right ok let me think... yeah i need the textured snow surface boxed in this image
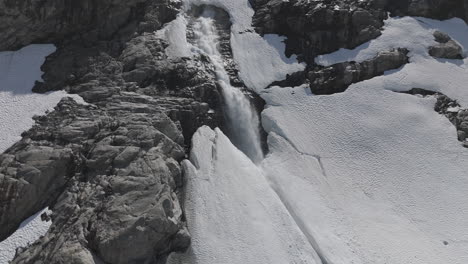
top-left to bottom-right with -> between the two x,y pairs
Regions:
258,16 -> 468,264
0,208 -> 52,264
0,44 -> 85,153
316,16 -> 468,106
0,44 -> 84,263
172,10 -> 468,264
168,127 -> 321,264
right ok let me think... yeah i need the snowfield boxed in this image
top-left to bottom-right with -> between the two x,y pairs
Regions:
0,45 -> 84,263
168,1 -> 468,264
168,127 -> 321,264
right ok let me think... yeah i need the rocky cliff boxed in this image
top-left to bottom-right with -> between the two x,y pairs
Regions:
1,0 -> 468,263
0,0 -> 223,263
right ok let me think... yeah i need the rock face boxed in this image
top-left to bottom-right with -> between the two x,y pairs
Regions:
7,98 -> 191,264
0,0 -> 178,51
0,0 -> 224,263
251,0 -> 387,63
378,0 -> 468,22
429,31 -> 464,59
309,48 -> 409,95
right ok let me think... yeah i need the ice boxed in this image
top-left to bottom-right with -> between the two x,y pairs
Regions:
190,7 -> 264,163
168,127 -> 321,264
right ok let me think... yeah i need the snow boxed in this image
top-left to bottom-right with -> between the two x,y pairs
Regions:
157,0 -> 305,92
0,44 -> 85,153
0,44 -> 84,262
315,16 -> 468,106
156,15 -> 192,59
172,11 -> 468,264
261,84 -> 468,264
0,208 -> 52,264
257,16 -> 468,264
168,127 -> 320,264
191,9 -> 264,163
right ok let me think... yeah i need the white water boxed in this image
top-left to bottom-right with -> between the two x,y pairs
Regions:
191,8 -> 264,163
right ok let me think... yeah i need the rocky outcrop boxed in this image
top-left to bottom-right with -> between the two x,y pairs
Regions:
402,88 -> 468,147
0,1 -> 225,263
7,98 -> 192,264
429,31 -> 464,60
376,0 -> 468,22
251,0 -> 387,63
0,0 -> 179,51
309,48 -> 409,94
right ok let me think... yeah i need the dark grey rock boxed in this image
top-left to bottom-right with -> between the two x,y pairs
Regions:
0,0 -> 180,51
379,0 -> 468,22
429,31 -> 464,59
308,48 -> 409,94
0,1 -> 225,263
252,0 -> 387,63
433,30 -> 451,44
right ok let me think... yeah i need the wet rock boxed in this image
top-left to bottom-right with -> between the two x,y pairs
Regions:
309,48 -> 409,94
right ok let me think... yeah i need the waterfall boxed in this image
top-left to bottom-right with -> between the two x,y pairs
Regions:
191,7 -> 264,164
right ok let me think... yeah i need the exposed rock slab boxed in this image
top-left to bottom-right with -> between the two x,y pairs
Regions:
309,48 -> 409,95
429,31 -> 464,59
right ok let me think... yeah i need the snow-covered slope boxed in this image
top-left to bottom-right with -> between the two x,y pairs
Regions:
0,208 -> 52,264
168,2 -> 468,263
168,127 -> 321,264
0,44 -> 84,263
0,44 -> 84,152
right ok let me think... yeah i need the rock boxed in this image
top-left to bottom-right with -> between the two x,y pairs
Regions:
0,0 -> 181,51
433,30 -> 451,43
0,1 -> 226,263
308,48 -> 409,94
429,39 -> 464,60
401,88 -> 468,144
429,30 -> 464,59
252,0 -> 387,62
379,0 -> 468,22
458,131 -> 467,141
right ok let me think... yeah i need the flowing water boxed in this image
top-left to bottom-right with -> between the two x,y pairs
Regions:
191,8 -> 264,163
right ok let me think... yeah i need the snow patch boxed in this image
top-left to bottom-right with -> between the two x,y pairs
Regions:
0,44 -> 85,262
0,208 -> 52,264
0,44 -> 86,153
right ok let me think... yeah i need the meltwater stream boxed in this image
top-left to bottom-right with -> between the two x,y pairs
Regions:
191,8 -> 264,163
